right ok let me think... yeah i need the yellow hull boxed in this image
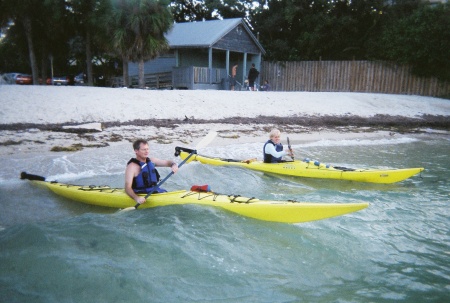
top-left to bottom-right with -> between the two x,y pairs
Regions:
32,180 -> 368,224
178,151 -> 424,184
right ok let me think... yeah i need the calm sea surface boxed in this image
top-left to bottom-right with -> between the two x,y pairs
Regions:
0,135 -> 449,303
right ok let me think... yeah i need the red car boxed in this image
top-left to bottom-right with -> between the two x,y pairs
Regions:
15,74 -> 32,85
15,74 -> 53,85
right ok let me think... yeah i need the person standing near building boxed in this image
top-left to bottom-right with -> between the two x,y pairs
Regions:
247,63 -> 259,91
230,63 -> 238,91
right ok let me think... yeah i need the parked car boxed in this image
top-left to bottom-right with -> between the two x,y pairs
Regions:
2,73 -> 22,84
74,73 -> 86,85
51,75 -> 74,86
74,73 -> 106,86
15,74 -> 33,85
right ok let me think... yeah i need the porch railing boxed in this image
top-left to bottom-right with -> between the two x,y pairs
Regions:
173,66 -> 227,89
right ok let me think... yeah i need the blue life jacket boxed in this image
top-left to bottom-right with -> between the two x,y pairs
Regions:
127,158 -> 165,193
263,140 -> 283,163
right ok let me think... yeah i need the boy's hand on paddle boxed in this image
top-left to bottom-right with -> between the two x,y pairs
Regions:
288,150 -> 295,158
286,137 -> 294,160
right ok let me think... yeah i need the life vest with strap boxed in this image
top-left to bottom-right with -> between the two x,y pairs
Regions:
263,140 -> 283,163
127,157 -> 163,193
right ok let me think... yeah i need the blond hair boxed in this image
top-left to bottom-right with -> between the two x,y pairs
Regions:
269,129 -> 281,139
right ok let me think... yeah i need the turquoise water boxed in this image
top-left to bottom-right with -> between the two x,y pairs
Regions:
0,136 -> 449,302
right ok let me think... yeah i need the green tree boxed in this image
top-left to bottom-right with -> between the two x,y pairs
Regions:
0,0 -> 47,84
170,0 -> 253,22
252,0 -> 386,61
1,0 -> 81,82
68,0 -> 112,86
379,3 -> 450,81
170,0 -> 211,21
205,0 -> 249,19
0,23 -> 30,73
108,0 -> 138,87
252,0 -> 328,60
39,0 -> 73,82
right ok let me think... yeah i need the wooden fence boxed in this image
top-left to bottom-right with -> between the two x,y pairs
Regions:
260,60 -> 450,97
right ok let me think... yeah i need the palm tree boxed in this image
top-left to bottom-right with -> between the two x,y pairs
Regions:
111,0 -> 173,88
108,0 -> 136,87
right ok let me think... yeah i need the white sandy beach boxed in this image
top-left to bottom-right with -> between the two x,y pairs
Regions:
1,86 -> 449,123
0,85 -> 449,156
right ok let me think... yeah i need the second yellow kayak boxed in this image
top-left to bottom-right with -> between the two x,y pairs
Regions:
175,147 -> 424,184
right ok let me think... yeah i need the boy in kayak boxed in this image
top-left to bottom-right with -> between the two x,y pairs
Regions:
263,129 -> 294,163
125,139 -> 178,205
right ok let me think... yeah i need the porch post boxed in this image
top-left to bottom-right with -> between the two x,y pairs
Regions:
226,50 -> 230,76
243,53 -> 248,86
256,53 -> 261,70
208,47 -> 213,84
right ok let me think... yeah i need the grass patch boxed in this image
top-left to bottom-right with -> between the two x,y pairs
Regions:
0,140 -> 22,146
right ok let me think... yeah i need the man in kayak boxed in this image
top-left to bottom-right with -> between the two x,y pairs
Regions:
263,129 -> 294,163
125,139 -> 178,204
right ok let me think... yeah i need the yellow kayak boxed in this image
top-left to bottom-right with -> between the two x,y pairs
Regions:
21,172 -> 368,224
175,147 -> 424,184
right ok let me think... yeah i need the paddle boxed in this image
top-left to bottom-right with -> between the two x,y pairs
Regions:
20,172 -> 46,181
120,131 -> 217,211
287,136 -> 294,160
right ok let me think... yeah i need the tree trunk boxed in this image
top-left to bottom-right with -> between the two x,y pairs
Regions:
22,16 -> 39,85
138,58 -> 145,89
85,31 -> 94,86
41,46 -> 48,85
122,56 -> 129,87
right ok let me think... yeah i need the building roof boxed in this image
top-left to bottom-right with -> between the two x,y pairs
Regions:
166,18 -> 265,54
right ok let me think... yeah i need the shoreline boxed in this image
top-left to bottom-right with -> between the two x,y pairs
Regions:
1,120 -> 448,157
1,86 -> 449,157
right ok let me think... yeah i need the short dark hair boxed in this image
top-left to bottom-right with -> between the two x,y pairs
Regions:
133,139 -> 148,150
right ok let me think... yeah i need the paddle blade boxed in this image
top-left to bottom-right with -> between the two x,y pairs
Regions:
20,172 -> 46,181
195,131 -> 217,149
120,206 -> 137,212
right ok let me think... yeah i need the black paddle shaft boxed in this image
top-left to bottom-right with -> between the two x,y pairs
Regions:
287,137 -> 294,160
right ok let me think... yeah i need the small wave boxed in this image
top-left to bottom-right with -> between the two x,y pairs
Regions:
203,138 -> 419,159
300,137 -> 418,148
48,171 -> 96,181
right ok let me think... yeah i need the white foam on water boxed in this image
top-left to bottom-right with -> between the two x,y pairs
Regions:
299,137 -> 419,148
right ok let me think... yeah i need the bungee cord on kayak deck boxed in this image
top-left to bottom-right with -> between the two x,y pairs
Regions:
44,182 -> 260,204
181,191 -> 258,203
